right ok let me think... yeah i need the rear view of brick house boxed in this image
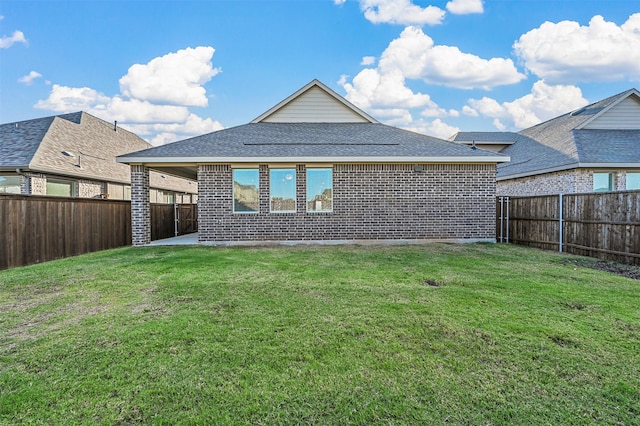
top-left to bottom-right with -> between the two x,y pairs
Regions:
118,80 -> 509,245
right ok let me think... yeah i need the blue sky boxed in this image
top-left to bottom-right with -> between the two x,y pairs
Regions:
1,0 -> 639,145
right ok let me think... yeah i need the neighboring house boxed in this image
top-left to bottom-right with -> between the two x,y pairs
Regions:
0,112 -> 197,202
451,88 -> 640,196
118,79 -> 508,246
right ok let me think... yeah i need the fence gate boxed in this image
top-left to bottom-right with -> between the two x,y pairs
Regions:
175,203 -> 198,236
496,196 -> 510,243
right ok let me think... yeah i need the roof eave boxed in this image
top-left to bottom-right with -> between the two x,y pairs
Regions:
497,161 -> 640,181
118,155 -> 510,164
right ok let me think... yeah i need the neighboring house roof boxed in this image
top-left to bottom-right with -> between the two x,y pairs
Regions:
0,111 -> 196,193
487,88 -> 640,180
119,80 -> 509,179
450,131 -> 520,143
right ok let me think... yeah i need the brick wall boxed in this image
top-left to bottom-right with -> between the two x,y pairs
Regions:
131,165 -> 151,246
198,163 -> 496,242
27,173 -> 47,195
78,179 -> 105,198
497,168 -> 630,196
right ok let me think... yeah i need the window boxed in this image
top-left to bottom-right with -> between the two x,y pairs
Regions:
233,169 -> 259,213
107,183 -> 131,200
627,173 -> 640,190
593,173 -> 612,192
307,168 -> 333,212
0,176 -> 21,194
46,178 -> 75,197
270,168 -> 296,212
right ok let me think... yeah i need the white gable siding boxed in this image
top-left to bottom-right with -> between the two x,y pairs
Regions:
584,96 -> 640,129
260,86 -> 369,123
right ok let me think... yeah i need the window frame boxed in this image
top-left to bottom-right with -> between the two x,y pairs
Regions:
269,168 -> 297,213
0,175 -> 22,194
306,167 -> 333,213
626,172 -> 640,190
46,178 -> 76,197
233,168 -> 260,214
593,172 -> 613,193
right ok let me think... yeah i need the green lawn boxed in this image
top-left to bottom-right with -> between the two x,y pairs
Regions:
0,243 -> 638,425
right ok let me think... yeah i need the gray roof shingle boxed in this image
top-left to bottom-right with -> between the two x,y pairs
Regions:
497,88 -> 640,178
120,122 -> 506,161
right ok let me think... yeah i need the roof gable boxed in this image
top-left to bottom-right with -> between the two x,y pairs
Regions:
251,79 -> 378,124
578,90 -> 640,130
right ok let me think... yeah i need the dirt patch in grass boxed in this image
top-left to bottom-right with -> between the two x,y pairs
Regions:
561,258 -> 640,280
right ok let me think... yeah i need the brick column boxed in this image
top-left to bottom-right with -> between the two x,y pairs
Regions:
131,165 -> 151,246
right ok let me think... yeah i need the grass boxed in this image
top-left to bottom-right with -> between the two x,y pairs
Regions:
0,243 -> 638,425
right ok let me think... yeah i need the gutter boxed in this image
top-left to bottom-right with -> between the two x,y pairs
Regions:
117,155 -> 511,165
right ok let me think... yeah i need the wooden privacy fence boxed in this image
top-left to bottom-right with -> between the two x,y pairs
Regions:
497,190 -> 640,265
1,194 -> 198,270
1,194 -> 132,270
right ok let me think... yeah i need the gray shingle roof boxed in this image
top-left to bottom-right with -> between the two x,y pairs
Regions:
497,89 -> 640,178
120,122 -> 506,161
0,112 -> 196,192
450,131 -> 520,143
0,115 -> 58,168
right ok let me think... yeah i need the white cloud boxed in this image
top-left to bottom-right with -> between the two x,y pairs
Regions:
462,105 -> 479,117
35,46 -> 223,144
340,68 -> 436,110
124,114 -> 223,146
89,97 -> 191,124
467,80 -> 589,129
361,56 -> 376,66
378,26 -> 525,90
403,118 -> 460,139
35,85 -> 112,112
359,0 -> 445,26
514,14 -> 640,83
340,26 -> 524,115
119,46 -> 220,107
446,0 -> 483,15
334,0 -> 346,4
18,71 -> 42,85
370,107 -> 413,126
492,119 -> 506,131
0,30 -> 26,48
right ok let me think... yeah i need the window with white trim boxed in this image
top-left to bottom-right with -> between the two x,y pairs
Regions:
233,169 -> 259,213
270,168 -> 296,212
306,168 -> 333,212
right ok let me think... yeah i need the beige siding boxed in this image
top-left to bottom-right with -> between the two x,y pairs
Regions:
584,96 -> 640,129
261,86 -> 369,123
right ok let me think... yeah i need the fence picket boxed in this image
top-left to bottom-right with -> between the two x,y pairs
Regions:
1,194 -> 198,270
498,190 -> 640,265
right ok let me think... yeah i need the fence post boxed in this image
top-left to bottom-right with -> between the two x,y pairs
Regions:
499,196 -> 504,243
174,203 -> 179,237
558,193 -> 563,253
505,196 -> 510,244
